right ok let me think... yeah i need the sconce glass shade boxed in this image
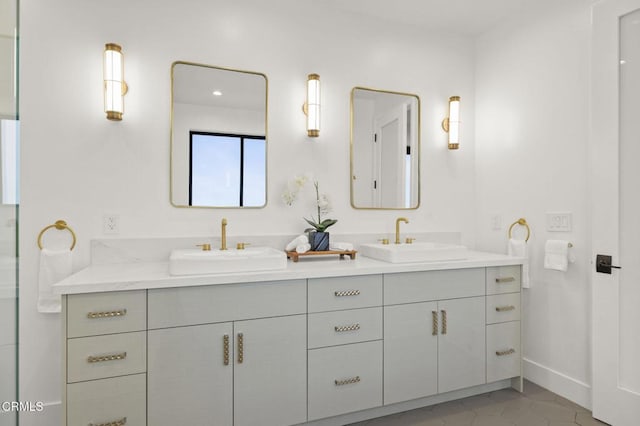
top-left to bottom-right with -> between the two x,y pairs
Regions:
306,74 -> 320,137
103,43 -> 127,121
442,96 -> 460,149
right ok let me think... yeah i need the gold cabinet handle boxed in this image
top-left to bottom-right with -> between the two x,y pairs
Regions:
495,277 -> 515,283
89,417 -> 127,426
334,324 -> 360,333
495,305 -> 516,312
334,290 -> 360,297
237,333 -> 244,364
441,310 -> 447,335
335,376 -> 361,386
432,311 -> 438,336
87,352 -> 127,363
223,334 -> 230,366
87,309 -> 127,319
496,348 -> 516,356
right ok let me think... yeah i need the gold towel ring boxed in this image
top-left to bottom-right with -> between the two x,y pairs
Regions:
37,220 -> 77,250
508,218 -> 530,242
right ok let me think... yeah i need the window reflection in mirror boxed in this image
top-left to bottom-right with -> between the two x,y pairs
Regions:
171,62 -> 267,208
350,87 -> 420,209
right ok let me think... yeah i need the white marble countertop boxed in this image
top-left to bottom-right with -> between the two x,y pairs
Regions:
53,250 -> 524,295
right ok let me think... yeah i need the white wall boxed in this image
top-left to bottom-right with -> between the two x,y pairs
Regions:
475,1 -> 592,407
19,0 -> 477,423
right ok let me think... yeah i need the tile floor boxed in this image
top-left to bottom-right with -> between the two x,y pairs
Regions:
350,381 -> 608,426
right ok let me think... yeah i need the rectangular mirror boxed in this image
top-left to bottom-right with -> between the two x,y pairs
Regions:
350,87 -> 420,209
171,62 -> 268,208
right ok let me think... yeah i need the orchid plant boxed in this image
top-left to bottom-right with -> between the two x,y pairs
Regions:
283,175 -> 338,233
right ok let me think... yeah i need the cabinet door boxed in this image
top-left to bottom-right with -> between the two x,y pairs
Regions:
148,323 -> 233,426
438,296 -> 486,393
384,301 -> 438,405
234,314 -> 307,426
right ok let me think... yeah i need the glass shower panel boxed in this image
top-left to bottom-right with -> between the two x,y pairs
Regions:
0,0 -> 18,425
619,8 -> 640,394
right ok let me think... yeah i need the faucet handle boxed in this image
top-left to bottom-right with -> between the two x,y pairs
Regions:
236,242 -> 251,250
405,238 -> 416,244
196,244 -> 212,251
378,238 -> 390,245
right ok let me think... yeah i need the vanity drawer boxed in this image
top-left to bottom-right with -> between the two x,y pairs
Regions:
308,307 -> 382,349
486,293 -> 521,324
308,340 -> 383,421
67,290 -> 146,338
148,279 -> 306,329
384,268 -> 485,305
67,331 -> 146,383
486,266 -> 521,295
67,373 -> 146,426
308,275 -> 382,313
486,321 -> 521,382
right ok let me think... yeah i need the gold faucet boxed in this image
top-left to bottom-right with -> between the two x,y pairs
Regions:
395,217 -> 409,244
220,218 -> 228,250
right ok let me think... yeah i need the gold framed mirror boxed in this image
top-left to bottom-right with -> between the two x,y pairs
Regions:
350,87 -> 420,210
170,61 -> 268,208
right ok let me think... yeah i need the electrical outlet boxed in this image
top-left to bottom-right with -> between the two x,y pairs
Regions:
103,214 -> 120,235
491,214 -> 502,230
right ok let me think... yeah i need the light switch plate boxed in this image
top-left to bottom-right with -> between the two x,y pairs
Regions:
546,212 -> 572,232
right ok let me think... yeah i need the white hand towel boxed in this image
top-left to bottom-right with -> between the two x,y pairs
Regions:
295,243 -> 311,254
544,240 -> 569,272
38,248 -> 72,313
330,242 -> 354,251
286,235 -> 309,251
508,238 -> 530,288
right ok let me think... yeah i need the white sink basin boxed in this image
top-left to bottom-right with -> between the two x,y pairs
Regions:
359,242 -> 468,263
169,246 -> 287,276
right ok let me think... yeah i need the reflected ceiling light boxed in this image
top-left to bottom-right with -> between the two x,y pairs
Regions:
303,73 -> 320,137
103,43 -> 128,121
442,96 -> 460,150
212,90 -> 222,96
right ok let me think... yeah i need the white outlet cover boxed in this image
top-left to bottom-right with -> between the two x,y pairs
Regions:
103,214 -> 120,235
546,212 -> 572,232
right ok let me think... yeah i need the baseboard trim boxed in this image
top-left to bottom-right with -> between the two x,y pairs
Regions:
523,357 -> 591,410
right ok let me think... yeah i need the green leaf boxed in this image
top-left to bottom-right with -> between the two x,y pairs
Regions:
304,217 -> 320,231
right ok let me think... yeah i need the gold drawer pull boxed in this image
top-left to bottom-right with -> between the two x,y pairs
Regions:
441,310 -> 447,335
496,348 -> 516,356
223,334 -> 230,366
87,309 -> 127,319
432,311 -> 438,336
335,376 -> 361,386
334,324 -> 360,333
334,290 -> 360,297
87,352 -> 127,363
237,333 -> 244,364
495,305 -> 516,312
495,277 -> 515,283
89,417 -> 127,426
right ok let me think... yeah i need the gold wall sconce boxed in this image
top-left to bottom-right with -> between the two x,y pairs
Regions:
303,73 -> 320,137
442,95 -> 460,149
103,43 -> 128,121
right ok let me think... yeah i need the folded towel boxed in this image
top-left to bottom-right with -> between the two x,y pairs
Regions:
295,243 -> 311,254
544,240 -> 569,272
508,238 -> 530,288
330,242 -> 354,251
286,235 -> 309,251
38,248 -> 72,313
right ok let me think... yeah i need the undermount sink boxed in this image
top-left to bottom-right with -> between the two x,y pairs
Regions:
359,242 -> 468,263
169,246 -> 287,276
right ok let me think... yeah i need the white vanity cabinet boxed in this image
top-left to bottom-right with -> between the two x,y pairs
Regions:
383,269 -> 487,405
147,280 -> 307,426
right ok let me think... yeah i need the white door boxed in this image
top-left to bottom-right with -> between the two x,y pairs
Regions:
374,104 -> 408,207
147,323 -> 234,426
233,315 -> 307,426
384,302 -> 438,405
591,1 -> 640,425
